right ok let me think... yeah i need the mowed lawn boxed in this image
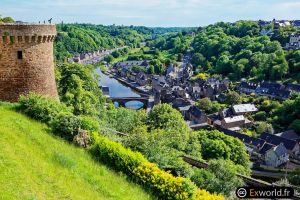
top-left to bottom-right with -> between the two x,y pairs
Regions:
0,105 -> 154,200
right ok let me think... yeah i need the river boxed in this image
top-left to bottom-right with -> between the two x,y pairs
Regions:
94,68 -> 144,109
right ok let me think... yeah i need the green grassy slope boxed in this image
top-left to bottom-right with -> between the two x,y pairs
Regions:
0,105 -> 153,200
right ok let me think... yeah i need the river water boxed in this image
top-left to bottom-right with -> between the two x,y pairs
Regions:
94,68 -> 144,109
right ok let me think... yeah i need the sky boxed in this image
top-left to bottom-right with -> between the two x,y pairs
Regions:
1,0 -> 300,27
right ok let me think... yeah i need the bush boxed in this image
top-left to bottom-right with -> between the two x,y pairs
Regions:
18,93 -> 93,141
191,160 -> 246,197
50,112 -> 81,140
79,115 -> 100,132
73,129 -> 92,148
18,93 -> 72,124
254,111 -> 267,121
91,134 -> 223,200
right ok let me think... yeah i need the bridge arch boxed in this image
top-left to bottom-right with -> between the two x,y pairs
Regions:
111,96 -> 149,109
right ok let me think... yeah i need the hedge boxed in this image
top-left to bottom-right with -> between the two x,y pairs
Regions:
91,134 -> 224,200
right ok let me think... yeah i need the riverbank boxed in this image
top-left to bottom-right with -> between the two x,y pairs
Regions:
103,69 -> 152,97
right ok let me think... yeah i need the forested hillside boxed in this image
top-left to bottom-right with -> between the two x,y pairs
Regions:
54,24 -> 195,61
190,21 -> 300,82
55,24 -> 145,60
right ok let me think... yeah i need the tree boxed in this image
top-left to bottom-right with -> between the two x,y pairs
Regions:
0,15 -> 14,23
288,169 -> 300,186
202,139 -> 231,160
196,98 -> 221,114
104,55 -> 114,64
289,119 -> 300,134
105,107 -> 147,134
215,55 -> 233,75
191,159 -> 247,197
56,63 -> 105,117
196,130 -> 250,167
147,65 -> 155,74
254,111 -> 267,121
177,53 -> 183,62
256,122 -> 274,135
147,104 -> 189,133
191,53 -> 206,69
225,91 -> 242,105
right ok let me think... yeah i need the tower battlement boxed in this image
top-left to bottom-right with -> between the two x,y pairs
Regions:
0,24 -> 58,102
0,24 -> 56,44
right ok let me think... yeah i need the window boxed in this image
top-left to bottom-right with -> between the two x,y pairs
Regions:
17,51 -> 23,59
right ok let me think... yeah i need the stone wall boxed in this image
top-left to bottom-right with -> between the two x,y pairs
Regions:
0,24 -> 58,102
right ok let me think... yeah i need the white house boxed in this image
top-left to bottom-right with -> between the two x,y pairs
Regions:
261,143 -> 289,167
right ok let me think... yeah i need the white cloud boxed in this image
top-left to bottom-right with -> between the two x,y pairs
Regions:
1,0 -> 300,26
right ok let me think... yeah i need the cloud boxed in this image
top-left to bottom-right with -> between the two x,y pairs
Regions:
1,0 -> 300,26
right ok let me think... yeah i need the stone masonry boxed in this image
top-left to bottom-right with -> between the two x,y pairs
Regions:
0,24 -> 58,101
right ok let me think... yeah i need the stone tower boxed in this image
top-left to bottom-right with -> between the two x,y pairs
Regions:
0,23 -> 58,102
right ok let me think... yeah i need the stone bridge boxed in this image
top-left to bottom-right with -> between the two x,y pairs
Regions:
110,96 -> 154,111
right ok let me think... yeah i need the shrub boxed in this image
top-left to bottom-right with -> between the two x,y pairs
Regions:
91,134 -> 223,200
91,134 -> 146,175
79,115 -> 100,132
194,189 -> 224,200
191,160 -> 246,197
50,112 -> 81,140
18,93 -> 71,124
73,129 -> 92,148
133,162 -> 196,199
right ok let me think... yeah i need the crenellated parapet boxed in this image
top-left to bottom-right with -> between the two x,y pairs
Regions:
0,24 -> 56,44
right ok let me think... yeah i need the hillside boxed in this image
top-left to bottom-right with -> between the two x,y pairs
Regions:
0,104 -> 153,200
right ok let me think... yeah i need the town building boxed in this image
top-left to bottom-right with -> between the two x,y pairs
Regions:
135,72 -> 150,86
260,132 -> 300,156
285,32 -> 300,49
114,60 -> 149,69
259,143 -> 289,167
286,83 -> 300,93
232,104 -> 258,115
239,81 -> 259,94
220,115 -> 250,130
186,106 -> 208,125
275,130 -> 300,142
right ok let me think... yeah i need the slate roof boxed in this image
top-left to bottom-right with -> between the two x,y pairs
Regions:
291,32 -> 300,37
188,106 -> 205,118
219,128 -> 266,147
275,130 -> 300,141
256,88 -> 291,99
260,82 -> 283,90
287,83 -> 300,92
260,132 -> 298,151
239,81 -> 258,90
259,143 -> 274,155
273,143 -> 288,157
178,105 -> 191,112
220,108 -> 234,118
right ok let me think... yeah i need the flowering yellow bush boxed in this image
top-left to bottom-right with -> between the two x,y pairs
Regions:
194,189 -> 225,200
132,162 -> 195,199
91,134 -> 224,200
